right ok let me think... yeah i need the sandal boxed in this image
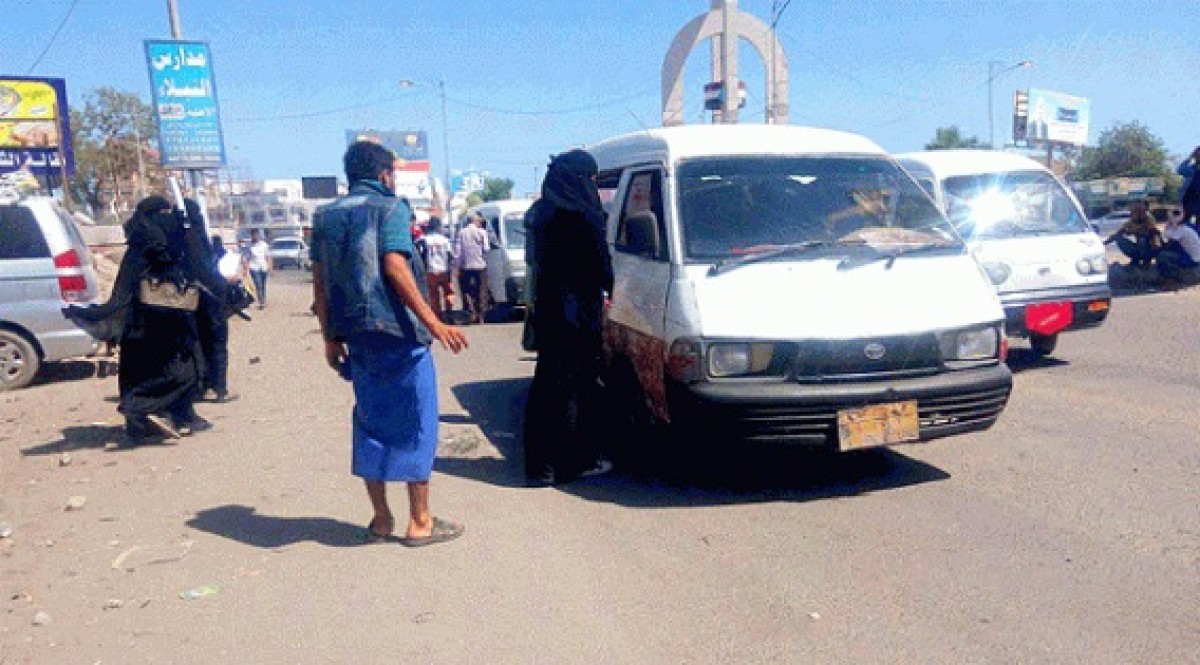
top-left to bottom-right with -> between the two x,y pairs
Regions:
365,518 -> 395,544
398,517 -> 464,548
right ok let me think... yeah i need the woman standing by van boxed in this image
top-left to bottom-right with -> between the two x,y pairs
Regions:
522,150 -> 614,486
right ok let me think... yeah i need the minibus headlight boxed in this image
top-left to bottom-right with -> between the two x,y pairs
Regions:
667,338 -> 704,384
707,343 -> 776,378
939,326 -> 1000,362
982,261 -> 1011,286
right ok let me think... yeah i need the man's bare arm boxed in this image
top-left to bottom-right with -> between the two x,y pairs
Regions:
382,252 -> 468,354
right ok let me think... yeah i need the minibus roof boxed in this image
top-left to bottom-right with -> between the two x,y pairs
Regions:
588,125 -> 886,169
896,149 -> 1051,179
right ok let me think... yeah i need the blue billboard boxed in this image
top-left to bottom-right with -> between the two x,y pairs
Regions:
145,40 -> 226,168
345,130 -> 429,163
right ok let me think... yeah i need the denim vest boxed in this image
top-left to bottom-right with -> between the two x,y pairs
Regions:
312,182 -> 431,345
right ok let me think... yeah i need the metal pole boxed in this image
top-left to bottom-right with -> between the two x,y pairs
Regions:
987,61 -> 996,149
439,79 -> 450,214
165,0 -> 210,237
133,122 -> 147,198
721,0 -> 739,124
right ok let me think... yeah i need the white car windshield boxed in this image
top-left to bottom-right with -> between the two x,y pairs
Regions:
272,240 -> 300,249
942,171 -> 1090,240
677,156 -> 960,261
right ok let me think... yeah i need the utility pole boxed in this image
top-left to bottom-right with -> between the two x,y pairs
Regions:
165,0 -> 210,236
438,78 -> 450,215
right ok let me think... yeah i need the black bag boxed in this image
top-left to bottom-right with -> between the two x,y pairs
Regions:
223,281 -> 255,318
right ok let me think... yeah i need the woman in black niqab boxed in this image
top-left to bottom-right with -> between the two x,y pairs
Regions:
65,196 -> 211,444
522,149 -> 614,485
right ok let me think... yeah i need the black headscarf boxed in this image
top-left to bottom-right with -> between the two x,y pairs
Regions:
540,149 -> 604,229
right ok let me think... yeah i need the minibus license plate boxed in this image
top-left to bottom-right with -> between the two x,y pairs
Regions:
837,401 -> 919,451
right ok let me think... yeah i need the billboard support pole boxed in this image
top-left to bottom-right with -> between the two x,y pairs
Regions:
165,0 -> 210,238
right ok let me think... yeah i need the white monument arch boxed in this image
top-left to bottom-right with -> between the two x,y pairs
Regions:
661,0 -> 790,126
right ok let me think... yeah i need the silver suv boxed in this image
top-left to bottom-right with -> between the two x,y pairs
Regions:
0,185 -> 102,390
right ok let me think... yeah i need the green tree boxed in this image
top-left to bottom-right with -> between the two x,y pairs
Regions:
69,87 -> 162,221
479,177 -> 514,202
1071,121 -> 1174,182
925,125 -> 983,150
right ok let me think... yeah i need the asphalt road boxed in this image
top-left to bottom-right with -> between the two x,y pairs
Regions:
1,269 -> 1197,664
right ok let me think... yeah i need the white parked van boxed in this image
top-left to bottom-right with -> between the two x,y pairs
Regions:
591,125 -> 1012,452
897,150 -> 1111,356
463,199 -> 532,309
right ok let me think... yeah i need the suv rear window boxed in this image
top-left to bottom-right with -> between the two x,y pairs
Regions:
0,205 -> 51,259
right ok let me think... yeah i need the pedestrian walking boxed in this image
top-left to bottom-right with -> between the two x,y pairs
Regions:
312,140 -> 468,546
198,229 -> 238,403
422,217 -> 455,322
246,229 -> 271,309
454,212 -> 489,324
522,149 -> 614,486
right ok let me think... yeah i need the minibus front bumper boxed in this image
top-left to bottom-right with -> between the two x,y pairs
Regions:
666,363 -> 1012,449
999,283 -> 1111,338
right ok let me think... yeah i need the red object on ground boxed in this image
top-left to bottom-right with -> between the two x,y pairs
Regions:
1025,301 -> 1073,336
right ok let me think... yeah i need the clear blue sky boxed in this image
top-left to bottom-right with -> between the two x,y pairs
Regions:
4,0 -> 1198,196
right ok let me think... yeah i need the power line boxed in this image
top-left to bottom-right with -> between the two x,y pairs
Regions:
25,0 -> 80,74
224,85 -> 660,124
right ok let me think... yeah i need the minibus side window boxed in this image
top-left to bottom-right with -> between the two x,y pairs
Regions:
614,170 -> 667,261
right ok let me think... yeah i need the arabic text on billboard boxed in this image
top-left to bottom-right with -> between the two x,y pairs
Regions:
0,76 -> 74,175
1027,88 -> 1091,147
146,40 -> 226,169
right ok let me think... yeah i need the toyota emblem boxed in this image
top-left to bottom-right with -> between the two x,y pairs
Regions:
864,342 -> 886,360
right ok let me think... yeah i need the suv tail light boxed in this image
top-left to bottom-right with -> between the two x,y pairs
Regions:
52,249 -> 90,302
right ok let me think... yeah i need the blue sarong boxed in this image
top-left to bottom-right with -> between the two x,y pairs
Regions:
346,333 -> 438,482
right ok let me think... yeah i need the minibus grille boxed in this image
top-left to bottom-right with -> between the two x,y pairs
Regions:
789,335 -> 942,381
705,385 -> 1011,446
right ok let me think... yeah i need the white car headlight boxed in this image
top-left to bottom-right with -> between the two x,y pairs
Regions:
981,261 -> 1011,286
939,327 -> 999,362
707,343 -> 776,378
1076,254 -> 1107,276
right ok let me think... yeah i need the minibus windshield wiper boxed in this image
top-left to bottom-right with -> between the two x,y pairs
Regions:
708,240 -> 867,276
836,241 -> 960,270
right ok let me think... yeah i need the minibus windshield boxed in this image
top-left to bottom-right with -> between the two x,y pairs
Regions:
677,156 -> 959,262
941,170 -> 1090,240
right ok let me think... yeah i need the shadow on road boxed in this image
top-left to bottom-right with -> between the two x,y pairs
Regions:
186,504 -> 371,548
442,377 -> 951,505
1005,349 -> 1070,373
29,359 -> 118,387
20,424 -> 119,456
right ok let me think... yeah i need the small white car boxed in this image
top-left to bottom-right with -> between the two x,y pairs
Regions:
898,150 -> 1111,356
268,236 -> 309,270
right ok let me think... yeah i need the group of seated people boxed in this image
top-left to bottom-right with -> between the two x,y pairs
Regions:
1104,201 -> 1200,282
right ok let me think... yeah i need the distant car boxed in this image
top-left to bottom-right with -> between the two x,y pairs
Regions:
268,236 -> 309,269
0,185 -> 102,390
1091,209 -> 1130,237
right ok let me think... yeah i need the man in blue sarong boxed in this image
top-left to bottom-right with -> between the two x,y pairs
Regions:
312,140 -> 469,546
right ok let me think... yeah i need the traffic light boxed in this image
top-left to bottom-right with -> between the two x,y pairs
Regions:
1013,90 -> 1029,142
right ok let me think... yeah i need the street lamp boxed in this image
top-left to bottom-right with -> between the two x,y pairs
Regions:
988,59 -> 1032,149
399,78 -> 450,215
